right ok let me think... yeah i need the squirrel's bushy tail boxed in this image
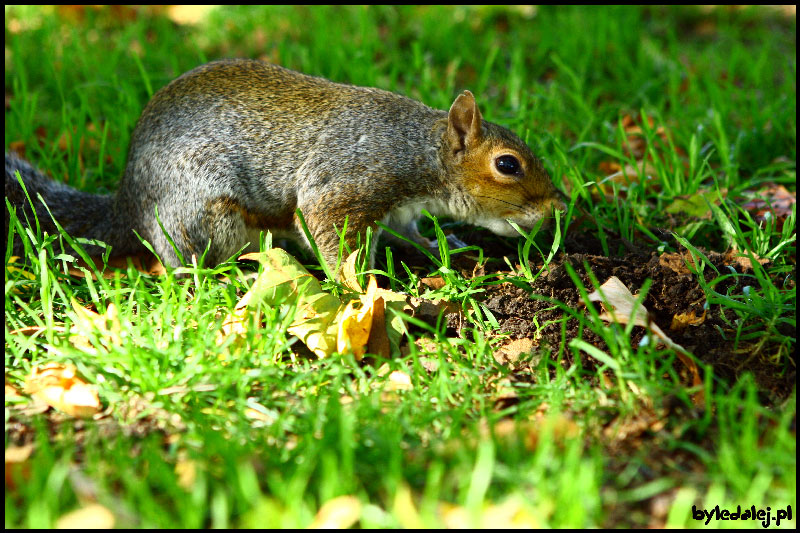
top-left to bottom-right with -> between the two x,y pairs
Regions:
5,152 -> 143,257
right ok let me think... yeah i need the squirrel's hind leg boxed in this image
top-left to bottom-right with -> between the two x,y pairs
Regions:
145,197 -> 249,270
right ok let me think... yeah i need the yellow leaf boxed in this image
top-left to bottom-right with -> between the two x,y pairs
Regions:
338,250 -> 363,292
289,291 -> 342,358
5,444 -> 33,464
670,308 -> 707,332
308,495 -> 361,529
175,458 -> 198,490
23,363 -> 101,418
225,250 -> 418,359
337,275 -> 378,359
55,504 -> 115,529
223,249 -> 342,358
392,484 -> 423,529
6,256 -> 36,294
385,370 -> 413,392
68,300 -> 123,353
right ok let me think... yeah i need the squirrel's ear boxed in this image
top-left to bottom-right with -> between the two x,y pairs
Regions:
447,90 -> 483,154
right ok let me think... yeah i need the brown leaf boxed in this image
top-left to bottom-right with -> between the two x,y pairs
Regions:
584,277 -> 704,406
603,407 -> 668,442
494,338 -> 535,365
658,251 -> 696,276
740,183 -> 796,228
491,409 -> 580,452
723,249 -> 770,272
8,140 -> 27,158
408,297 -> 462,326
367,295 -> 391,358
419,275 -> 446,290
618,113 -> 672,161
600,161 -> 659,186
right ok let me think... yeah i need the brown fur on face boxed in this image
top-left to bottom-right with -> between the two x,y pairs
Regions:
443,91 -> 564,234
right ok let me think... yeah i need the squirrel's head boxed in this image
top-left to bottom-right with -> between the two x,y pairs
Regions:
441,90 -> 565,237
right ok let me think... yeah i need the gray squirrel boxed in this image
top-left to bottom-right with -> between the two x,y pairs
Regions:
5,59 -> 564,270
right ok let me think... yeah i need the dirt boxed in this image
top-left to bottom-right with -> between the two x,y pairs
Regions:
398,228 -> 796,404
394,228 -> 795,527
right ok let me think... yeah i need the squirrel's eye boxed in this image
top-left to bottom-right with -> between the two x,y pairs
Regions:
495,155 -> 521,176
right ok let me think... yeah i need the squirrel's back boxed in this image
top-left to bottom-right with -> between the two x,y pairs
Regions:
128,59 -> 445,186
117,59 -> 450,266
7,59 -> 563,269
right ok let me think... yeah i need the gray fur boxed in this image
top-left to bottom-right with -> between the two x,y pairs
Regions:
6,59 -> 562,269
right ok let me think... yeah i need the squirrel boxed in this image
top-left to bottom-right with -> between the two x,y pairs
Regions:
6,59 -> 564,272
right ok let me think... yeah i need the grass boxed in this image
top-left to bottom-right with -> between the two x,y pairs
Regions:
5,5 -> 796,528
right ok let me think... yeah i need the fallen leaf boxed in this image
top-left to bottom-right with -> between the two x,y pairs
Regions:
494,338 -> 535,365
23,363 -> 101,418
224,249 -> 342,357
599,161 -> 659,187
366,294 -> 390,358
338,250 -> 364,292
439,489 -> 545,527
723,249 -> 770,272
226,249 -> 450,359
658,252 -> 693,276
670,309 -> 707,333
419,275 -> 446,291
740,183 -> 796,229
392,484 -> 424,529
8,140 -> 28,158
5,444 -> 33,464
5,377 -> 23,399
9,325 -> 67,336
385,370 -> 413,392
338,275 -> 379,359
603,407 -> 669,442
66,252 -> 166,279
244,400 -> 277,425
407,297 -> 462,326
620,113 -> 670,160
166,5 -> 217,25
68,300 -> 123,354
175,458 -> 198,490
480,496 -> 541,528
664,188 -> 725,218
6,255 -> 37,293
55,503 -> 115,529
307,495 -> 361,529
583,276 -> 704,406
5,444 -> 33,490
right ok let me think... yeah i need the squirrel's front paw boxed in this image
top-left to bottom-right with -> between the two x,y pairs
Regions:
428,233 -> 469,251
